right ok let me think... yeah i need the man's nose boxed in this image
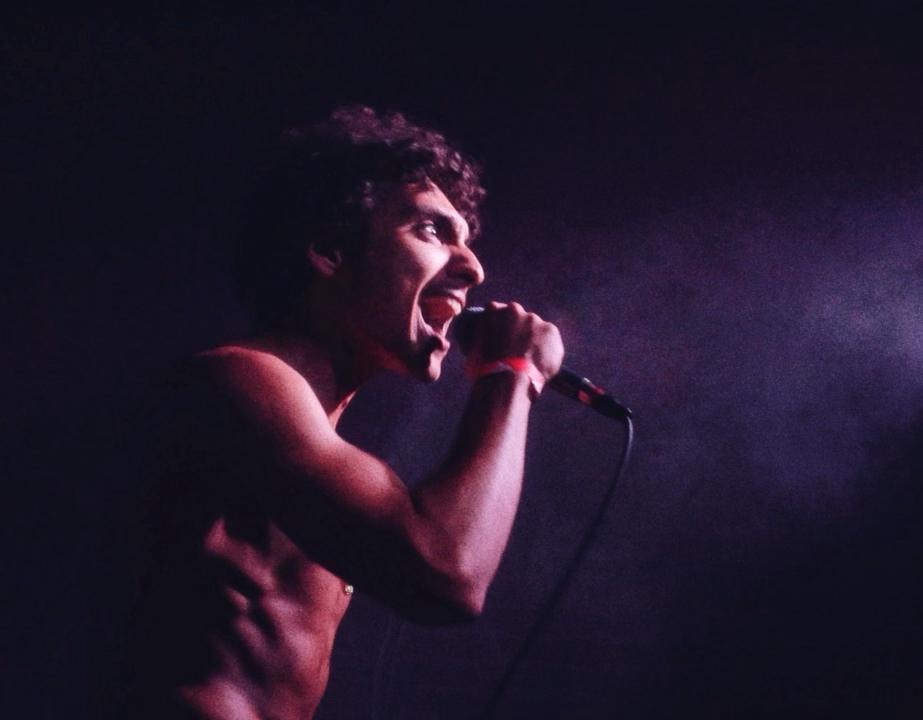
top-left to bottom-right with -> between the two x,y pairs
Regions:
449,244 -> 485,287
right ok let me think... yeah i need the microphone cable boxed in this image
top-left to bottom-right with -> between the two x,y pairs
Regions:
477,412 -> 635,719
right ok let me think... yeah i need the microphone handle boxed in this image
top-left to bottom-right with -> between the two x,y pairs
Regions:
548,368 -> 632,420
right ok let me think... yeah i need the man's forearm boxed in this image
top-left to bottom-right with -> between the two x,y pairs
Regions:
410,371 -> 534,611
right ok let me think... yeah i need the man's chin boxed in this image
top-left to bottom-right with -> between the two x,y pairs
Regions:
423,362 -> 442,382
384,334 -> 447,382
407,345 -> 445,383
409,353 -> 443,383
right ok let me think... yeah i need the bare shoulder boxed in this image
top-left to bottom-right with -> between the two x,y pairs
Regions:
187,344 -> 332,440
192,344 -> 315,400
185,345 -> 411,533
195,343 -> 306,388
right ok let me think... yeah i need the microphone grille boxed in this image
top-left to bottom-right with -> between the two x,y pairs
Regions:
452,306 -> 485,353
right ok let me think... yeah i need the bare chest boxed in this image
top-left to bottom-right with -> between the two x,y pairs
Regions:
202,512 -> 353,626
181,515 -> 354,717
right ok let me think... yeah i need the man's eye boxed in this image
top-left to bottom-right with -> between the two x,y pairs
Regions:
419,222 -> 440,240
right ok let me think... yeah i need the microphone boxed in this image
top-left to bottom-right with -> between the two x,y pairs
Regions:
453,307 -> 633,420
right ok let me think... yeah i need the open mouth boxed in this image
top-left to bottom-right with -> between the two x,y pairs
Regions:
419,295 -> 463,339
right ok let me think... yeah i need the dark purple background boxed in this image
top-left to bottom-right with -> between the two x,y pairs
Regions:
4,4 -> 921,718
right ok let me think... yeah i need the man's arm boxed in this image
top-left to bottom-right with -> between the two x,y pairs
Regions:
195,304 -> 562,623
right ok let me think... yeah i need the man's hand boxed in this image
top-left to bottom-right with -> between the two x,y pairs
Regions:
462,301 -> 565,383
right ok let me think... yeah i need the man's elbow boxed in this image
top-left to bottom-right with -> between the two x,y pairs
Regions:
405,526 -> 495,622
440,548 -> 496,619
411,560 -> 491,625
406,583 -> 486,626
451,581 -> 487,620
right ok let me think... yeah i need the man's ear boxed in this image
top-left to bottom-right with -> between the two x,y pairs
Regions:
306,242 -> 344,278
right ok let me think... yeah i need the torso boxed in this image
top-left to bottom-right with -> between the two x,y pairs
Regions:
127,354 -> 352,720
175,512 -> 352,720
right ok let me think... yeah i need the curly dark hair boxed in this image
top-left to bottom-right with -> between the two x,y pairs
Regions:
233,106 -> 486,328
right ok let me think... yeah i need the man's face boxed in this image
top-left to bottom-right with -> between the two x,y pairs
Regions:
340,180 -> 484,381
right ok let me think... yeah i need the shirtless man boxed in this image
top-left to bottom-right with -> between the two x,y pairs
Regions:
126,107 -> 563,720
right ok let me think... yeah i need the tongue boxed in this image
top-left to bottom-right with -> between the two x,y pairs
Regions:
420,297 -> 456,328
